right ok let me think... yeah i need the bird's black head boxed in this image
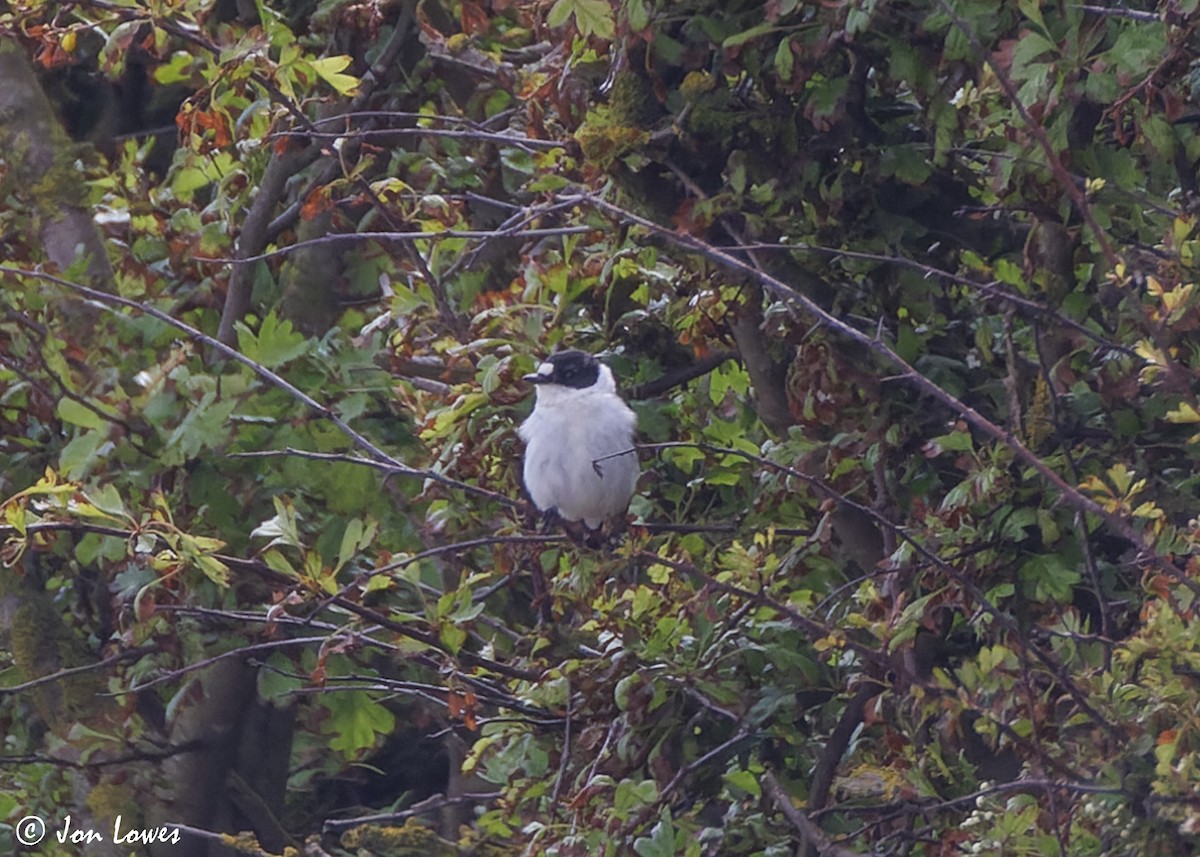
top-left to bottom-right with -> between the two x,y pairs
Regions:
524,350 -> 601,389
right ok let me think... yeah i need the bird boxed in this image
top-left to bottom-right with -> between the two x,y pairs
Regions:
518,350 -> 639,529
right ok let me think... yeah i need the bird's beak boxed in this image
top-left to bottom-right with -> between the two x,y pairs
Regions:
523,362 -> 554,384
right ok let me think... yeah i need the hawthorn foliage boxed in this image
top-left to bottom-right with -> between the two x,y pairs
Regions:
3,0 -> 1200,855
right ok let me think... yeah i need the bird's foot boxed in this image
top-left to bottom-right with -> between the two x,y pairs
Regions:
538,507 -> 563,533
527,507 -> 628,550
533,508 -> 592,545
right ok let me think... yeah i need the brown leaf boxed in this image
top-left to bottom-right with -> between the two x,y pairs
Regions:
460,1 -> 489,36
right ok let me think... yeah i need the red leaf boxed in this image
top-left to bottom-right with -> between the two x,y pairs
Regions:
460,1 -> 489,36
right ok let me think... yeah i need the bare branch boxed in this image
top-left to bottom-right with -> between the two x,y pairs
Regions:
736,240 -> 1134,357
270,126 -> 562,150
626,350 -> 738,399
635,440 -> 1124,740
216,10 -> 415,343
763,770 -> 866,857
810,777 -> 1124,820
230,446 -> 517,508
118,637 -> 333,693
0,645 -> 156,697
565,194 -> 1195,600
807,681 -> 884,812
0,268 -> 517,511
938,0 -> 1195,399
322,792 -> 502,833
200,225 -> 595,267
1074,4 -> 1161,22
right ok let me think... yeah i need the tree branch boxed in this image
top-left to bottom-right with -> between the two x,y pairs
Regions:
762,770 -> 866,857
568,194 -> 1196,599
626,350 -> 737,399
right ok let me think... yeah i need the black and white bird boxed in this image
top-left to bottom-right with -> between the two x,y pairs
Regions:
518,350 -> 639,529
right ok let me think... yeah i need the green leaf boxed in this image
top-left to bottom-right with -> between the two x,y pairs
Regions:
774,38 -> 794,80
888,589 -> 944,652
709,362 -> 751,404
548,0 -> 615,39
927,429 -> 973,454
707,469 -> 742,486
722,22 -> 777,48
57,397 -> 108,431
625,0 -> 650,30
252,497 -> 304,549
880,145 -> 932,185
1166,401 -> 1200,424
337,517 -> 365,573
236,312 -> 309,368
633,810 -> 675,857
154,51 -> 195,85
195,554 -> 231,587
59,430 -> 105,479
1019,554 -> 1080,602
258,654 -> 306,700
171,166 -> 211,198
321,691 -> 396,757
439,622 -> 467,654
262,549 -> 298,577
615,672 -> 640,711
722,768 -> 762,798
547,0 -> 572,27
896,324 -> 920,363
614,778 -> 658,812
528,174 -> 570,192
308,55 -> 360,95
579,1 -> 616,39
75,532 -> 117,565
1104,23 -> 1167,75
178,407 -> 239,464
1017,0 -> 1049,35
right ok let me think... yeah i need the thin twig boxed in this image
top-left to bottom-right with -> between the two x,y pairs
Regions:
270,127 -> 562,150
737,240 -> 1134,357
0,741 -> 203,769
322,792 -> 503,832
0,267 -> 405,468
229,447 -> 517,507
1074,4 -> 1160,21
620,730 -> 756,839
810,777 -> 1124,820
564,194 -> 1195,599
117,637 -> 333,693
626,350 -> 739,399
0,645 -> 155,697
632,440 -> 1125,739
199,226 -> 595,267
763,770 -> 865,857
550,676 -> 573,809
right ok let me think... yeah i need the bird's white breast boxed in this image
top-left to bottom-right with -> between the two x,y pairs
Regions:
519,384 -> 638,528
